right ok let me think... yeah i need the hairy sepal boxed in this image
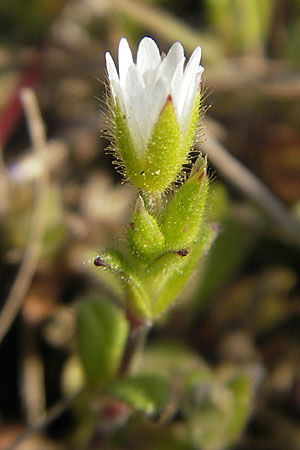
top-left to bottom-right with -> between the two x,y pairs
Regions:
128,195 -> 165,261
161,156 -> 209,250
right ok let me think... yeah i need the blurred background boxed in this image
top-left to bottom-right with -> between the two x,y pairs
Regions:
0,0 -> 300,449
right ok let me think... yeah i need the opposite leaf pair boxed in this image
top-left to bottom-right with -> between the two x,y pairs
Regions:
94,157 -> 215,321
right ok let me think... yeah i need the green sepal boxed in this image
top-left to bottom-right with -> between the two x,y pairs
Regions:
128,195 -> 164,261
141,97 -> 181,192
161,156 -> 209,250
112,101 -> 144,183
94,249 -> 152,320
144,225 -> 217,317
105,373 -> 171,416
77,297 -> 128,388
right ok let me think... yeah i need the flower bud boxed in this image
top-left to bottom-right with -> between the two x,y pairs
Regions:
105,36 -> 204,193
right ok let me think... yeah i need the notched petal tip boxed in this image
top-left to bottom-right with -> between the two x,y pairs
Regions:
105,51 -> 119,79
137,36 -> 161,70
168,41 -> 185,60
118,37 -> 133,87
190,45 -> 202,62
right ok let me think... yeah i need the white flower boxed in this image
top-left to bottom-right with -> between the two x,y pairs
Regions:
105,36 -> 203,158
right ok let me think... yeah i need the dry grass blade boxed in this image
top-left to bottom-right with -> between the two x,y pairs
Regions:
113,0 -> 222,60
6,390 -> 81,450
0,88 -> 49,345
201,125 -> 300,248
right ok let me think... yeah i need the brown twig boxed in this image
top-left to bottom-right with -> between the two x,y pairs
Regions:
6,390 -> 81,450
0,89 -> 49,345
119,324 -> 149,376
21,324 -> 46,425
201,124 -> 300,248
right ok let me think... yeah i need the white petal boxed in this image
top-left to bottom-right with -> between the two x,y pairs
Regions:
178,46 -> 202,129
105,52 -> 119,99
149,75 -> 169,133
137,37 -> 162,92
118,38 -> 133,89
123,63 -> 149,155
170,56 -> 185,117
137,37 -> 161,74
105,51 -> 127,113
158,41 -> 185,83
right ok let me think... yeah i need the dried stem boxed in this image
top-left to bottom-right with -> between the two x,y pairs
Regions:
0,89 -> 49,345
201,125 -> 300,249
119,323 -> 149,375
7,390 -> 81,450
0,144 -> 10,215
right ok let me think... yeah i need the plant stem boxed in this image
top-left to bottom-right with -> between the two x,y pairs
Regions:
119,322 -> 150,375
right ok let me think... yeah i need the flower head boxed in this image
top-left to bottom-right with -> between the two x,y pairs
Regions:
105,37 -> 204,192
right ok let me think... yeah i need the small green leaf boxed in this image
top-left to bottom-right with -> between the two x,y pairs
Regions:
161,157 -> 209,250
143,250 -> 187,301
225,373 -> 254,444
94,249 -> 152,320
140,225 -> 216,317
105,373 -> 171,416
77,297 -> 128,388
128,195 -> 164,261
143,341 -> 204,377
151,226 -> 217,317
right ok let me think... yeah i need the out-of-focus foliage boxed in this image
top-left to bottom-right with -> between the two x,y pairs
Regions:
105,373 -> 171,416
77,297 -> 128,388
0,0 -> 67,43
205,0 -> 273,55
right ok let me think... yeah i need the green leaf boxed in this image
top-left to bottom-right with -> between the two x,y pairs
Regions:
77,297 -> 128,388
225,373 -> 254,444
94,249 -> 152,320
143,341 -> 204,377
145,225 -> 217,317
105,373 -> 171,416
184,368 -> 255,450
143,250 -> 188,302
128,195 -> 164,261
161,157 -> 209,250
